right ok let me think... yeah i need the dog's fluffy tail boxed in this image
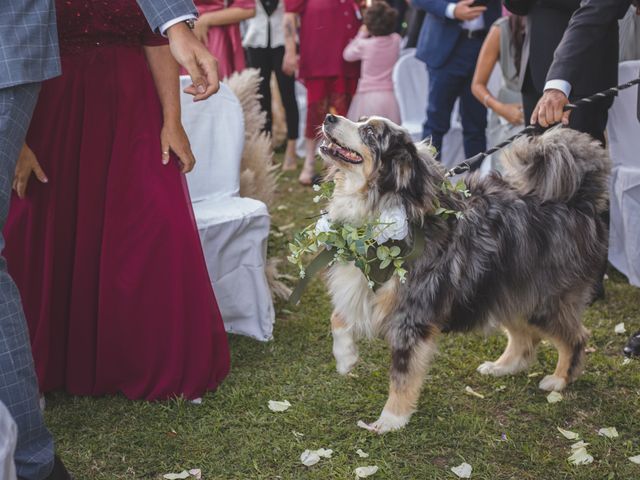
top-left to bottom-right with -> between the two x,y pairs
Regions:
502,127 -> 611,213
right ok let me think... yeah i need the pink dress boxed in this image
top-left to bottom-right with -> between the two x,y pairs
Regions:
195,0 -> 255,79
3,0 -> 230,401
343,31 -> 401,123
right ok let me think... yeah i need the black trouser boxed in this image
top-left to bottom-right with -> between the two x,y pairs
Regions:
246,46 -> 299,140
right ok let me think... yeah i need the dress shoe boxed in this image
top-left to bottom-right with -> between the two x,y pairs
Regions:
19,455 -> 72,480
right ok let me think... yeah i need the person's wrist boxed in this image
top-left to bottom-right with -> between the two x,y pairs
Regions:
166,21 -> 193,41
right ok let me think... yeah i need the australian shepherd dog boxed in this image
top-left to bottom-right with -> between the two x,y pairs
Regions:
319,114 -> 610,433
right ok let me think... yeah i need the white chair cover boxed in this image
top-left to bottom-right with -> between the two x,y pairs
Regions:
0,401 -> 17,480
392,49 -> 464,167
606,60 -> 640,286
295,81 -> 308,158
180,77 -> 275,340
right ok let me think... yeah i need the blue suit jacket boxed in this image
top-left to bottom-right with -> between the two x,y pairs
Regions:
0,0 -> 197,90
413,0 -> 502,69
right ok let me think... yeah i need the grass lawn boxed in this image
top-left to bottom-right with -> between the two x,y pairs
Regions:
46,156 -> 640,479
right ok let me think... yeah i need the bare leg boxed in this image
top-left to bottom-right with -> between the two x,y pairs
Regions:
369,337 -> 437,434
282,139 -> 298,171
477,325 -> 540,377
298,138 -> 317,185
331,311 -> 358,375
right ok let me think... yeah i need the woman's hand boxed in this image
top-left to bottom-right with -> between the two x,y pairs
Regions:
161,122 -> 196,173
193,18 -> 209,45
13,144 -> 48,199
282,50 -> 298,77
497,103 -> 525,126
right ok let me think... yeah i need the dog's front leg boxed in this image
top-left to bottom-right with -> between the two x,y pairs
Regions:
331,311 -> 359,375
369,334 -> 437,434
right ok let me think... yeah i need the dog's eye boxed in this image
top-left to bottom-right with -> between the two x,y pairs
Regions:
364,126 -> 375,136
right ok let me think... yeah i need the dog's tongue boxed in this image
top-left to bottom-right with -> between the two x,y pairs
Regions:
329,142 -> 361,162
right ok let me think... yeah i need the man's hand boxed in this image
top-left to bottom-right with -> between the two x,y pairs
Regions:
531,89 -> 571,127
13,144 -> 48,199
454,0 -> 487,21
166,22 -> 220,102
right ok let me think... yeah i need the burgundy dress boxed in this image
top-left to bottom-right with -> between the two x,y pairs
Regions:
284,0 -> 361,138
195,0 -> 256,79
3,0 -> 230,401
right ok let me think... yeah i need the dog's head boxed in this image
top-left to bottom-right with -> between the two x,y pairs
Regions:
319,115 -> 445,219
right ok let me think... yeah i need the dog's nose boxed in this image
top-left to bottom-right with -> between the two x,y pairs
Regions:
325,114 -> 338,124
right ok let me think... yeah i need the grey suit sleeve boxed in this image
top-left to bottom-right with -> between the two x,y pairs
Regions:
546,0 -> 630,87
137,0 -> 198,33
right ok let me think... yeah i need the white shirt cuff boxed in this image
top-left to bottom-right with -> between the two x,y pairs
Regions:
445,3 -> 457,19
544,79 -> 572,99
160,14 -> 197,36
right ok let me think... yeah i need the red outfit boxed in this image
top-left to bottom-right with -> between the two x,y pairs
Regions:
284,0 -> 361,137
195,0 -> 255,79
4,0 -> 230,401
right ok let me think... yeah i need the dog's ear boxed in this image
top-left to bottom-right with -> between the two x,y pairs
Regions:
378,131 -> 427,203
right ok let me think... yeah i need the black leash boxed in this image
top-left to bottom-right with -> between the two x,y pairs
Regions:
445,77 -> 640,177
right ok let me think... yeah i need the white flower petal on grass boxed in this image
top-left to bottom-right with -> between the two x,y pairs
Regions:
356,449 -> 370,458
268,400 -> 291,412
571,441 -> 590,450
465,386 -> 485,399
568,447 -> 594,465
300,450 -> 321,467
629,455 -> 640,464
357,420 -> 377,432
622,357 -> 632,366
300,448 -> 333,467
188,469 -> 202,479
615,322 -> 626,334
292,431 -> 305,438
163,472 -> 190,480
354,465 -> 379,478
557,426 -> 580,440
451,462 -> 472,478
527,372 -> 542,378
495,385 -> 506,392
546,391 -> 563,404
598,427 -> 619,438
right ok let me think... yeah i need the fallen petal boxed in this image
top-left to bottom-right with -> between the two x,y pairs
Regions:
614,322 -> 626,334
300,450 -> 321,467
464,386 -> 485,399
622,357 -> 632,366
356,449 -> 370,458
355,465 -> 379,478
597,427 -> 619,438
451,462 -> 472,478
571,441 -> 590,450
163,472 -> 190,480
188,469 -> 202,479
557,426 -> 580,440
568,447 -> 594,465
315,448 -> 333,459
629,455 -> 640,464
292,431 -> 305,438
268,400 -> 292,412
547,391 -> 563,404
527,372 -> 542,378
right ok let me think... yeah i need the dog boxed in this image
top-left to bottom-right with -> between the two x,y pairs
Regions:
318,114 -> 610,434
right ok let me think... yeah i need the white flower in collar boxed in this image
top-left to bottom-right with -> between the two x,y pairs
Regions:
314,215 -> 332,235
374,204 -> 409,244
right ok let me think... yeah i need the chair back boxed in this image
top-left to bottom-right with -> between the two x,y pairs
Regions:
392,48 -> 428,132
607,60 -> 640,168
180,77 -> 245,202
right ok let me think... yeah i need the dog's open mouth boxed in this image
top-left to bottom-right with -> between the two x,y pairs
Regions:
320,135 -> 364,164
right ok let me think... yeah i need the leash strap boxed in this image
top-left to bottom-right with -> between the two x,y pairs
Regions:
445,77 -> 640,177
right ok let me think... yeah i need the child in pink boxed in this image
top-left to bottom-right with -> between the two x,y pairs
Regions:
343,1 -> 401,123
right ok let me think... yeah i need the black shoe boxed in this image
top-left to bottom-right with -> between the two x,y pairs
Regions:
623,330 -> 640,357
20,455 -> 72,480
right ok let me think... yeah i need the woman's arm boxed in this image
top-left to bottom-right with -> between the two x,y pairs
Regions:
144,45 -> 196,173
282,12 -> 299,76
194,7 -> 256,43
471,25 -> 524,126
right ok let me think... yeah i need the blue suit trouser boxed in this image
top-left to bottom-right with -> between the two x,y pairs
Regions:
422,35 -> 487,163
0,83 -> 55,480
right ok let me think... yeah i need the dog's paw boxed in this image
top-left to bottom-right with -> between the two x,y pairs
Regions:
538,374 -> 567,392
367,409 -> 411,435
477,361 -> 509,377
335,352 -> 359,375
